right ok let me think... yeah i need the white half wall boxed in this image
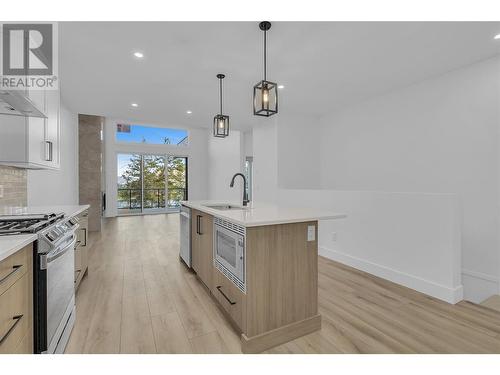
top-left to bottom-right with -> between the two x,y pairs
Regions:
27,102 -> 79,206
277,189 -> 463,303
251,119 -> 464,302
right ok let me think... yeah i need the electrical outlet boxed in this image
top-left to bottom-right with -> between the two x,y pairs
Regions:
307,225 -> 316,241
331,232 -> 337,242
0,185 -> 3,198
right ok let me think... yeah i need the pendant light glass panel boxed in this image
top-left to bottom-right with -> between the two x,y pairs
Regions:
213,114 -> 229,138
253,80 -> 277,116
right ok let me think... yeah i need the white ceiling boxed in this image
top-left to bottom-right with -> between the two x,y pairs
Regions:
59,22 -> 500,130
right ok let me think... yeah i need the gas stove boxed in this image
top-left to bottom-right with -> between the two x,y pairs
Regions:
0,212 -> 65,236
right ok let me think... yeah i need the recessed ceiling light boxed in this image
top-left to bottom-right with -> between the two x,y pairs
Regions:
494,34 -> 500,40
278,85 -> 285,89
133,52 -> 144,58
186,110 -> 192,114
131,103 -> 138,108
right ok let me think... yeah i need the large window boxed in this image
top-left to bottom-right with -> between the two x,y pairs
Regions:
116,124 -> 188,146
117,153 -> 188,215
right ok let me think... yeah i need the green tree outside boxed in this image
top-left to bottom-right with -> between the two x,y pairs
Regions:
118,154 -> 187,210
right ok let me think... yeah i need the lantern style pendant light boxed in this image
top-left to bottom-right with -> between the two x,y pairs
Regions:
253,21 -> 278,117
213,73 -> 229,138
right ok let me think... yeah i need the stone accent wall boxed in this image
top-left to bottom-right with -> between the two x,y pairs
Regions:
79,114 -> 103,232
0,166 -> 27,207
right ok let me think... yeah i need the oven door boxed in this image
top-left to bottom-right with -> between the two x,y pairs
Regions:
45,234 -> 76,353
214,224 -> 244,283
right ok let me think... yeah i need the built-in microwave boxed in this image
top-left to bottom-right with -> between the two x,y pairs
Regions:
213,217 -> 246,293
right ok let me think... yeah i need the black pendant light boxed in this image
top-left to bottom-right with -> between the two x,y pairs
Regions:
214,73 -> 229,138
253,21 -> 278,117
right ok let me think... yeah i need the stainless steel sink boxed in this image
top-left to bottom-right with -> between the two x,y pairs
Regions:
203,204 -> 247,211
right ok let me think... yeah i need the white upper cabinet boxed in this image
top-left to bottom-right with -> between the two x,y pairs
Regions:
0,89 -> 60,170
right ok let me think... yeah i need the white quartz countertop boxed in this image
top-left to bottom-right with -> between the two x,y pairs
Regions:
181,201 -> 346,227
0,204 -> 90,262
0,234 -> 37,263
0,205 -> 90,218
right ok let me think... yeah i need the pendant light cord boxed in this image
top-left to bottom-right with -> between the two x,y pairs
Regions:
219,76 -> 223,115
263,29 -> 267,81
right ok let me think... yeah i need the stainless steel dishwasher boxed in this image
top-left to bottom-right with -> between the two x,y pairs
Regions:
179,205 -> 192,267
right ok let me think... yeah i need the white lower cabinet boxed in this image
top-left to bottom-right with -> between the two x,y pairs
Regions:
0,89 -> 60,170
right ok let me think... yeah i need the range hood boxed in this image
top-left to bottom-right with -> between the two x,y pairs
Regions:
0,90 -> 47,118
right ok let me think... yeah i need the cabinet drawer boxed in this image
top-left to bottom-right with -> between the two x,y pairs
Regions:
0,272 -> 31,353
0,245 -> 30,296
213,268 -> 244,331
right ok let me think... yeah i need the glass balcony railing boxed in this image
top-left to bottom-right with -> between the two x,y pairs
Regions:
117,187 -> 187,212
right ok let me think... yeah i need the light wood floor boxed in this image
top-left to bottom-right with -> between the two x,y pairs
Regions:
481,296 -> 500,313
65,214 -> 500,354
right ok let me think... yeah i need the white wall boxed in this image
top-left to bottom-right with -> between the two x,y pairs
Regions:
277,113 -> 321,189
319,56 -> 500,302
252,120 -> 278,204
243,130 -> 253,157
104,118 -> 209,217
207,130 -> 244,201
27,102 -> 79,206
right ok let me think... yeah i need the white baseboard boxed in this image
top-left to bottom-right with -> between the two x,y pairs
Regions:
461,269 -> 499,304
319,246 -> 464,304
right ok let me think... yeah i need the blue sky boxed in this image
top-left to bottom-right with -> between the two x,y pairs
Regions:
116,124 -> 188,145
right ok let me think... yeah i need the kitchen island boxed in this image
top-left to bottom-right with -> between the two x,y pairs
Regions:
181,200 -> 346,353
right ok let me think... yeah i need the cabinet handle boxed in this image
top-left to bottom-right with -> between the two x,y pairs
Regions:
197,215 -> 203,235
216,286 -> 236,305
81,228 -> 87,246
45,140 -> 53,161
0,315 -> 23,345
0,265 -> 22,285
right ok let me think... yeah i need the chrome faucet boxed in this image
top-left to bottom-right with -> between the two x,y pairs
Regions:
230,173 -> 249,207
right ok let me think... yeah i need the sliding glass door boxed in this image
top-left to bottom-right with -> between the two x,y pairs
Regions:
117,153 -> 143,214
167,156 -> 188,210
117,154 -> 188,215
143,155 -> 166,213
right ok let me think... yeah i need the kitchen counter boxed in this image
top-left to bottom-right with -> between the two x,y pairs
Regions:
0,204 -> 90,262
0,233 -> 37,263
0,205 -> 90,218
181,200 -> 346,227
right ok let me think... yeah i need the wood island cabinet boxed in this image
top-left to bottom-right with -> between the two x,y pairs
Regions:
188,207 -> 320,353
191,209 -> 213,290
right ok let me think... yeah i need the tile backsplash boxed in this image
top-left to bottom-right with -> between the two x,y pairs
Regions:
0,165 -> 27,207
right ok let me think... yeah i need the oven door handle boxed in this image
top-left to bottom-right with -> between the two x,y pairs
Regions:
44,235 -> 77,266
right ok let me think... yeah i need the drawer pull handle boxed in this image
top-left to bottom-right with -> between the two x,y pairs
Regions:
216,286 -> 236,305
0,265 -> 22,285
0,315 -> 23,345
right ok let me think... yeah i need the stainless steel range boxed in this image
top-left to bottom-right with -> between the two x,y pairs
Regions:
0,212 -> 78,354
